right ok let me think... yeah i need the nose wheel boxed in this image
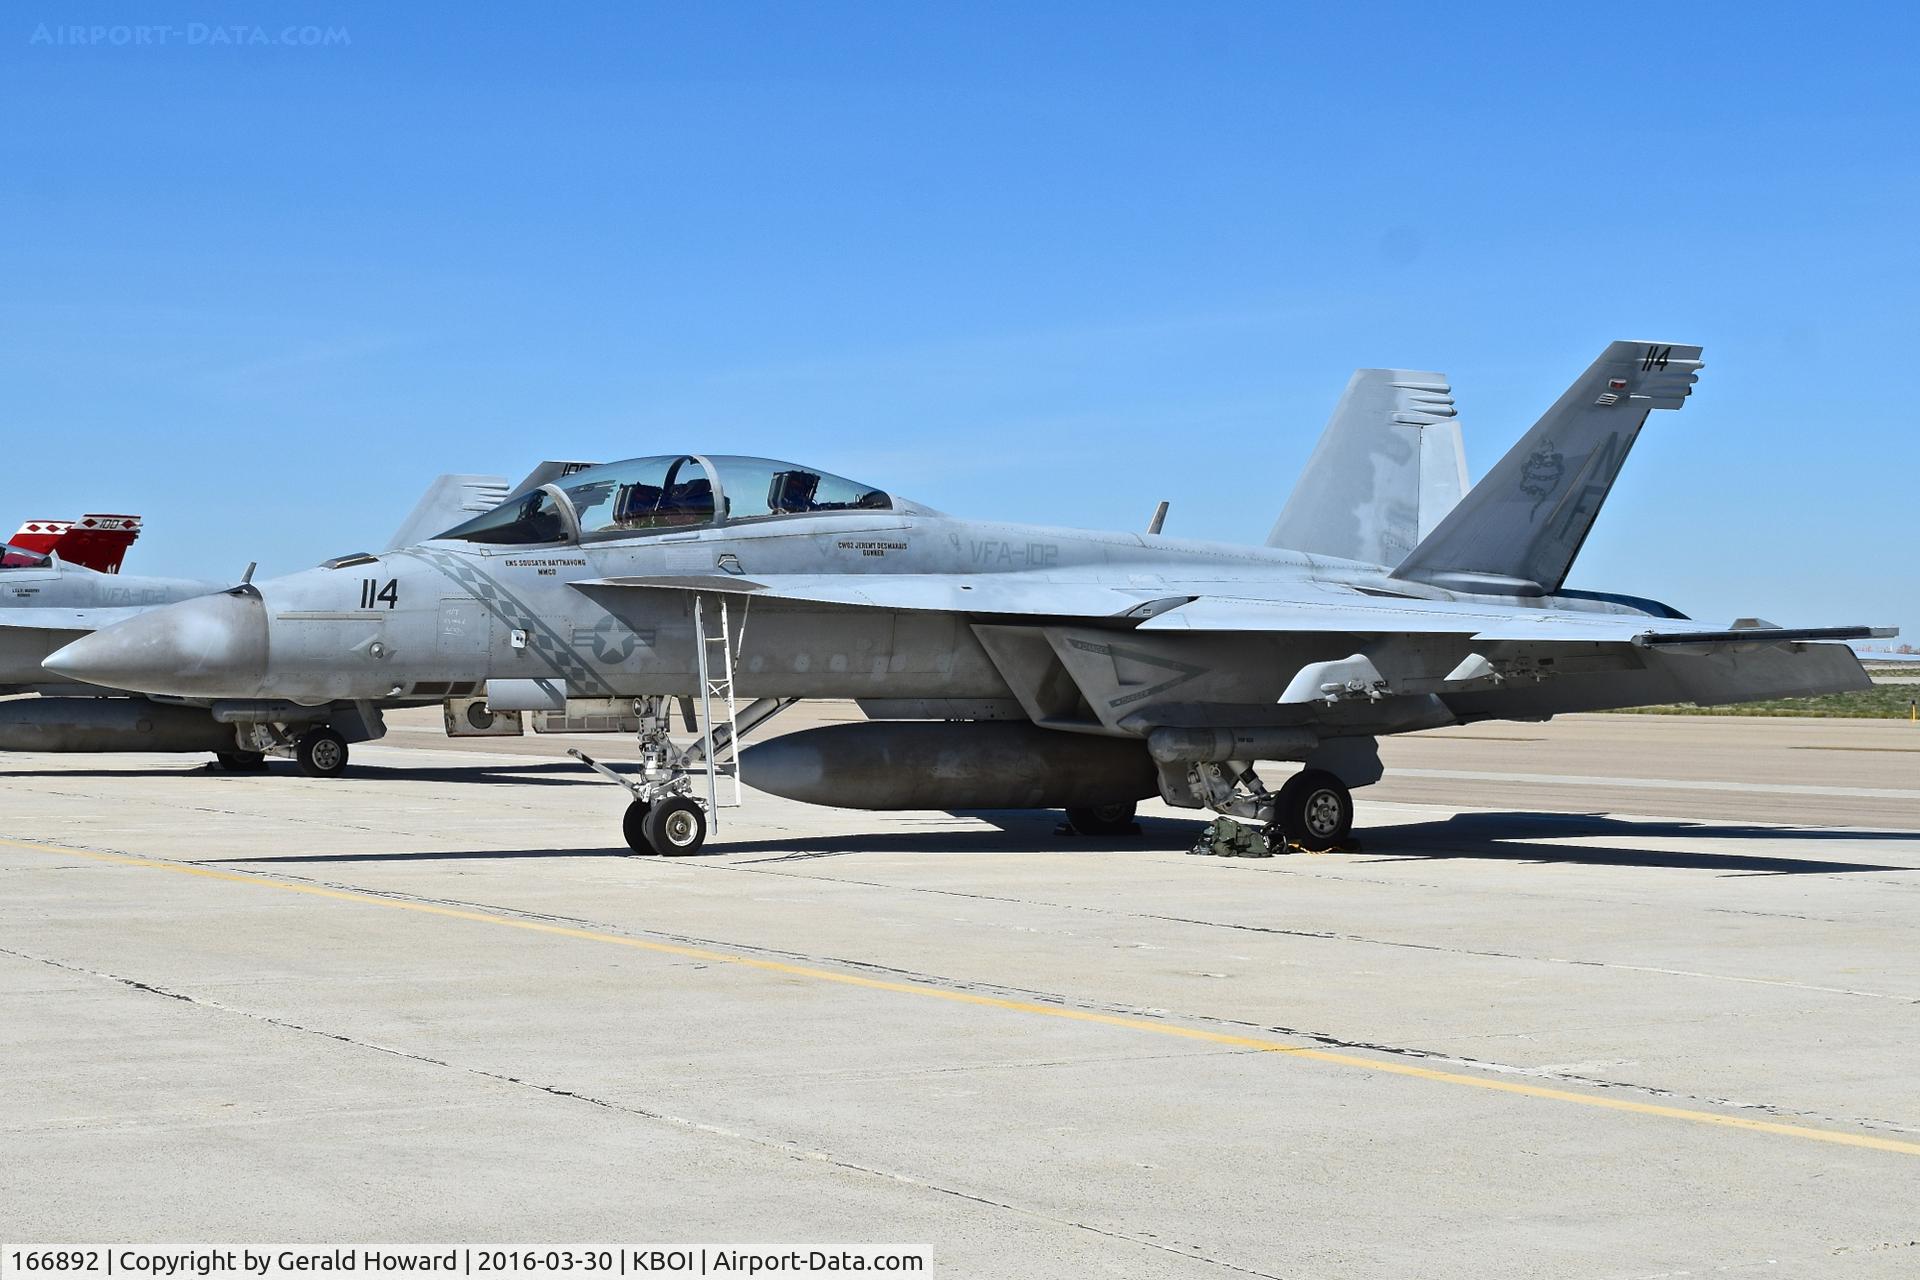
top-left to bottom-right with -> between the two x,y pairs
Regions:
622,797 -> 708,856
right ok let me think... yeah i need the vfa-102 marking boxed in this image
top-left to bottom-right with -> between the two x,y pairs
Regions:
45,346 -> 1894,856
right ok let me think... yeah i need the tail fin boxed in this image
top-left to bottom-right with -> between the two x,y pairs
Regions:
387,475 -> 511,550
1267,369 -> 1468,567
12,515 -> 143,573
8,520 -> 69,561
385,461 -> 603,549
1391,341 -> 1703,595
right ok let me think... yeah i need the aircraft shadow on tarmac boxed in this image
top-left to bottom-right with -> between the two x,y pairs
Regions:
24,759 -> 1899,873
207,808 -> 1920,871
1350,811 -> 1920,876
0,761 -> 599,786
658,809 -> 1920,874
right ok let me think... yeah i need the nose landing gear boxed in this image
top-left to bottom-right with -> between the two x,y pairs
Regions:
623,796 -> 708,856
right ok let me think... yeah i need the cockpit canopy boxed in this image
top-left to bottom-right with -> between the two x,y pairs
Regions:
438,454 -> 894,546
0,542 -> 52,570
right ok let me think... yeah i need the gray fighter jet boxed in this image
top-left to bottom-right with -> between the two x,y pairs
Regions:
44,342 -> 1894,855
0,468 -> 572,772
0,536 -> 221,694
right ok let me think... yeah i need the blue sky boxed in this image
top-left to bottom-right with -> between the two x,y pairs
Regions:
2,2 -> 1913,642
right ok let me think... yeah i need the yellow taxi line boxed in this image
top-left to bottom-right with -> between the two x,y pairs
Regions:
6,834 -> 1918,1158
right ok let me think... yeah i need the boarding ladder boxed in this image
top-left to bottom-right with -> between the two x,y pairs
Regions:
693,594 -> 745,821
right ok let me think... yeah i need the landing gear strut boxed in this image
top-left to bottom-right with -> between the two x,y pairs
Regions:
576,694 -> 799,857
1170,752 -> 1367,857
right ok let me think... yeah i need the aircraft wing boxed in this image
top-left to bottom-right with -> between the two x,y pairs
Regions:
1136,595 -> 1895,647
576,574 -> 1893,650
575,573 -> 1171,618
0,605 -> 154,633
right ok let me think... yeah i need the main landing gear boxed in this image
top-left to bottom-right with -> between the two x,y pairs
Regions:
1177,757 -> 1365,858
1274,769 -> 1354,847
1064,801 -> 1140,837
295,727 -> 350,778
209,703 -> 380,778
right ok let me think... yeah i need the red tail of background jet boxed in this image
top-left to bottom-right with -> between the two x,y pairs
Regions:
10,515 -> 143,573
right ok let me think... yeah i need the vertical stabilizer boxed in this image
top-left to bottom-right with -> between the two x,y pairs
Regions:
12,515 -> 143,573
387,476 -> 511,549
1267,369 -> 1467,567
1391,341 -> 1703,595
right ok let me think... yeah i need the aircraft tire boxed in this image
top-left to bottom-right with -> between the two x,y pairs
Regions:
622,800 -> 657,855
295,728 -> 349,778
1065,801 -> 1139,836
642,796 -> 708,857
216,750 -> 267,773
1277,769 -> 1352,849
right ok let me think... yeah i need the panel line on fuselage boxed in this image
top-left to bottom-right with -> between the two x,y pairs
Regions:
394,546 -> 615,697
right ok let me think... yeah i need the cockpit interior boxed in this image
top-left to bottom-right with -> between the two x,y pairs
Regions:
0,543 -> 53,570
439,455 -> 896,546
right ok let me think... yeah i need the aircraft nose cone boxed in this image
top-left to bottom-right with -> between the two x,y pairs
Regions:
43,588 -> 270,696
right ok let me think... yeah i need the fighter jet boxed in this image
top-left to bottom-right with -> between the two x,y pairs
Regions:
45,342 -> 1895,856
0,468 -> 581,773
0,526 -> 221,696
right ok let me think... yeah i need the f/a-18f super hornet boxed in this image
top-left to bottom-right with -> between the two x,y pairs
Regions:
0,467 -> 585,773
45,341 -> 1894,855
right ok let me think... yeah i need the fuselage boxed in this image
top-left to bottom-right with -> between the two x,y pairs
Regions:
39,507 -> 1680,722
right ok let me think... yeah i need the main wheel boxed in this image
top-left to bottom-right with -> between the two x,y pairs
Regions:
295,728 -> 349,778
642,796 -> 708,856
622,800 -> 656,854
1276,769 -> 1352,849
1065,801 -> 1139,836
216,751 -> 267,773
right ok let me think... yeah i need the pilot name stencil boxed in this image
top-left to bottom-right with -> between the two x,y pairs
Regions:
837,540 -> 906,558
504,557 -> 588,577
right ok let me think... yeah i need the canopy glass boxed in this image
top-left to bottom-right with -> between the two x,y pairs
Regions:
438,455 -> 892,546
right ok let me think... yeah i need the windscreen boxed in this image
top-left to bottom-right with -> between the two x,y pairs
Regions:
436,489 -> 574,545
0,542 -> 51,569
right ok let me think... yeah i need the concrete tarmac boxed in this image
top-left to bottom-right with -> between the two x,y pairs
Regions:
3,709 -> 1919,1277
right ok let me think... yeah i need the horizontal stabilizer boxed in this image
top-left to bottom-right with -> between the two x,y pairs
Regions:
1268,369 -> 1468,567
1393,341 -> 1703,595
